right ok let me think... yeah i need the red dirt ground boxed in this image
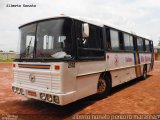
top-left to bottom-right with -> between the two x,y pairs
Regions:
0,62 -> 160,120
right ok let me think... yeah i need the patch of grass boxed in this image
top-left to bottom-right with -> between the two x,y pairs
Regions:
0,59 -> 14,62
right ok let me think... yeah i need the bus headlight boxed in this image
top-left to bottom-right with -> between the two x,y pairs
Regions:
16,88 -> 21,94
20,88 -> 24,95
46,94 -> 52,102
40,93 -> 46,100
53,95 -> 59,104
12,86 -> 17,93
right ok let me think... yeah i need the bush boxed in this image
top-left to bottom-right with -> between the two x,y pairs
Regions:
0,59 -> 14,62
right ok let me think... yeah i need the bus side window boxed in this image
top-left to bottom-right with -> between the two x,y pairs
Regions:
130,36 -> 134,50
123,33 -> 134,51
75,22 -> 83,47
119,32 -> 124,50
87,25 -> 97,48
145,40 -> 150,52
76,21 -> 104,59
79,24 -> 103,49
85,25 -> 102,49
150,41 -> 153,52
110,29 -> 120,51
137,37 -> 144,51
105,28 -> 111,50
143,39 -> 146,51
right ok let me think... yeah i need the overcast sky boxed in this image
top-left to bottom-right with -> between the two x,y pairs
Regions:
0,0 -> 160,52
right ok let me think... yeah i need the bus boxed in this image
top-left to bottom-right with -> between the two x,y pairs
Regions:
12,16 -> 154,105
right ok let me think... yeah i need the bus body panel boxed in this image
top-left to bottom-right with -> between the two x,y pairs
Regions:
76,73 -> 100,100
106,52 -> 135,70
110,67 -> 136,87
12,51 -> 152,105
76,61 -> 106,76
75,61 -> 106,99
105,52 -> 136,87
139,53 -> 152,73
12,61 -> 105,105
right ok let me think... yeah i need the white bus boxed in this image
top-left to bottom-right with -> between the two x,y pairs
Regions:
12,16 -> 154,105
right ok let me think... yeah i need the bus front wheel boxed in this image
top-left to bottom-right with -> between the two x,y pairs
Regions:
97,75 -> 111,98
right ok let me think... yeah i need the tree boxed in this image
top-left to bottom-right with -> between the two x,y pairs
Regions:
158,37 -> 160,46
0,50 -> 3,52
9,50 -> 14,52
158,41 -> 160,46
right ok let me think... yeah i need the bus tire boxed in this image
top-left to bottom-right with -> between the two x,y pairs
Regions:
142,65 -> 147,80
97,75 -> 111,98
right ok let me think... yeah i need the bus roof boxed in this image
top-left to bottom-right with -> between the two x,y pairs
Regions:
19,15 -> 104,28
19,15 -> 152,41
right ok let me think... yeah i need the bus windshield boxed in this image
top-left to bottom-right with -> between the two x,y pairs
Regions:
19,18 -> 73,60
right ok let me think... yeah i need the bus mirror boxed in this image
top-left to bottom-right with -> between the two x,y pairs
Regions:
82,23 -> 89,38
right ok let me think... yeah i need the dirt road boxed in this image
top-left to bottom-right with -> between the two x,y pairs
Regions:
0,62 -> 160,120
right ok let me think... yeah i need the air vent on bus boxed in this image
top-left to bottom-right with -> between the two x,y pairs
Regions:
18,64 -> 50,69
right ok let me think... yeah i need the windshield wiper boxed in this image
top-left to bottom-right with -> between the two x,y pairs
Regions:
26,38 -> 32,56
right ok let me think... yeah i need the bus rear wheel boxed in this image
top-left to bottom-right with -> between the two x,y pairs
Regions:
97,76 -> 111,98
142,66 -> 147,80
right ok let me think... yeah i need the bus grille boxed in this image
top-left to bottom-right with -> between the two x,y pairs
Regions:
14,71 -> 60,92
51,76 -> 61,92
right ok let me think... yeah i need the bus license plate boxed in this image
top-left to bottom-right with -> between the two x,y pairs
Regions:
28,90 -> 37,97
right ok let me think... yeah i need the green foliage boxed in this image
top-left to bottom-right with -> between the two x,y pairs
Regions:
158,42 -> 160,46
0,59 -> 14,62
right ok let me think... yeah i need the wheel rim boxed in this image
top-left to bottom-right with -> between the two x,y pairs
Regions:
97,79 -> 106,94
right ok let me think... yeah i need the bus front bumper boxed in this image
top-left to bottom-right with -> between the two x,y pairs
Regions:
12,84 -> 76,106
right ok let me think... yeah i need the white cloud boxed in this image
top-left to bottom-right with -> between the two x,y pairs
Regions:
0,0 -> 160,51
